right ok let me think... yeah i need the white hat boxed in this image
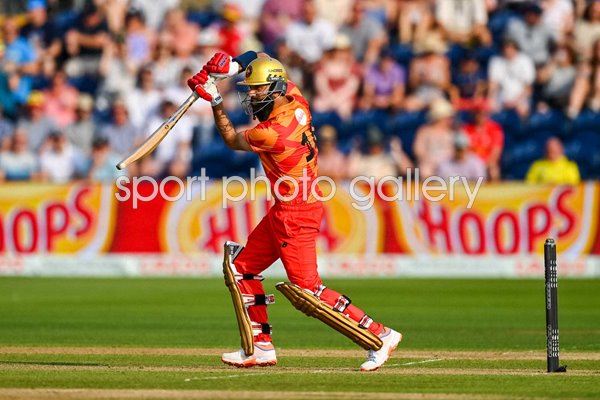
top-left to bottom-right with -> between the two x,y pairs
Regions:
427,98 -> 455,121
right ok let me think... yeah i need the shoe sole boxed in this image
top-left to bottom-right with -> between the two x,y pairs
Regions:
222,358 -> 278,368
360,332 -> 403,372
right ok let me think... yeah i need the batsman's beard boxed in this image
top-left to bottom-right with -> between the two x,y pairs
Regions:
239,92 -> 276,122
250,97 -> 275,121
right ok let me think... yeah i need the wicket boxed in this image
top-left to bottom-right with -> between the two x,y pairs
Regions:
544,238 -> 567,373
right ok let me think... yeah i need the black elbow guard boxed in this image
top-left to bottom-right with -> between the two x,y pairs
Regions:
233,51 -> 258,70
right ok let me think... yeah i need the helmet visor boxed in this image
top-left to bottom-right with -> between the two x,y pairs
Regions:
237,84 -> 277,118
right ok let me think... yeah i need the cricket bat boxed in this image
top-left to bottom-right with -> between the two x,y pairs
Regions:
116,77 -> 221,170
115,92 -> 199,170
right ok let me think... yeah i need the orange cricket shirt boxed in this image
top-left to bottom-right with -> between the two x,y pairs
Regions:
244,82 -> 322,204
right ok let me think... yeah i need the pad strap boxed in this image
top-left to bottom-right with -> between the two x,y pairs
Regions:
333,295 -> 352,313
358,314 -> 374,329
243,294 -> 275,307
235,273 -> 264,281
314,284 -> 326,298
251,322 -> 272,335
225,240 -> 244,262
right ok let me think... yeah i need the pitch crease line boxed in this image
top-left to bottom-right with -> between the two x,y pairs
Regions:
390,358 -> 444,366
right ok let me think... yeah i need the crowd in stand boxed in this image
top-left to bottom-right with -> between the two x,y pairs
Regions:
0,0 -> 598,185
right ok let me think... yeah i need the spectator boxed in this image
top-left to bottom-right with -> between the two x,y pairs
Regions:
359,48 -> 405,112
97,37 -> 137,112
216,3 -> 245,57
223,0 -> 268,23
150,38 -> 183,91
396,0 -> 433,45
161,8 -> 200,60
405,33 -> 451,111
86,136 -> 124,182
312,34 -> 361,120
0,107 -> 14,150
43,69 -> 79,128
541,0 -> 574,43
435,0 -> 492,47
274,38 -> 306,89
2,17 -> 39,105
488,39 -> 535,118
163,66 -> 205,126
339,0 -> 386,65
125,7 -> 155,69
314,0 -> 353,28
98,99 -> 139,159
526,137 -> 580,184
196,28 -> 224,70
260,0 -> 305,48
413,98 -> 457,178
130,0 -> 180,30
537,44 -> 577,111
349,125 -> 413,180
0,41 -> 21,119
567,38 -> 600,119
66,94 -> 95,156
450,53 -> 487,110
125,66 -> 162,129
39,130 -> 78,183
141,99 -> 193,177
98,0 -> 129,34
64,4 -> 110,79
285,0 -> 336,65
0,128 -> 40,182
463,100 -> 504,181
573,1 -> 600,61
20,0 -> 62,77
505,3 -> 554,66
316,125 -> 349,180
437,132 -> 487,182
17,91 -> 57,152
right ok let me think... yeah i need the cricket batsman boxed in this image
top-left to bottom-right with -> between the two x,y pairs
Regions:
187,51 -> 402,371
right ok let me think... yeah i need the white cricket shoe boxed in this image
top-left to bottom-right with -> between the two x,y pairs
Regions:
360,327 -> 402,372
221,342 -> 277,368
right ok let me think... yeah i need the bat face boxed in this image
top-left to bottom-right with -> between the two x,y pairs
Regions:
116,92 -> 199,170
116,76 -> 220,170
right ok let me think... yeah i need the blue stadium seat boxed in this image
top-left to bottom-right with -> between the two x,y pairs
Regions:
53,10 -> 79,36
385,111 -> 426,135
488,10 -> 518,45
564,131 -> 600,173
523,110 -> 565,137
312,111 -> 342,133
474,45 -> 498,71
389,43 -> 413,69
187,11 -> 216,27
385,111 -> 426,157
69,75 -> 99,95
502,137 -> 545,166
569,110 -> 600,134
503,161 -> 532,180
339,109 -> 383,139
491,109 -> 522,138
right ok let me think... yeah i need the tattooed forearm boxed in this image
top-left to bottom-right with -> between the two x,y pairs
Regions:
213,104 -> 236,146
212,103 -> 251,151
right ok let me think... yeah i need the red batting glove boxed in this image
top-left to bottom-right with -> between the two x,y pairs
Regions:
187,70 -> 211,99
203,52 -> 240,77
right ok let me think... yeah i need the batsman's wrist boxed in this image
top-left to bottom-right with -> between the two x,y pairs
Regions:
211,92 -> 223,107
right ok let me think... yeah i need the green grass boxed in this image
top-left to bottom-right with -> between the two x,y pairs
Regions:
0,278 -> 598,398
